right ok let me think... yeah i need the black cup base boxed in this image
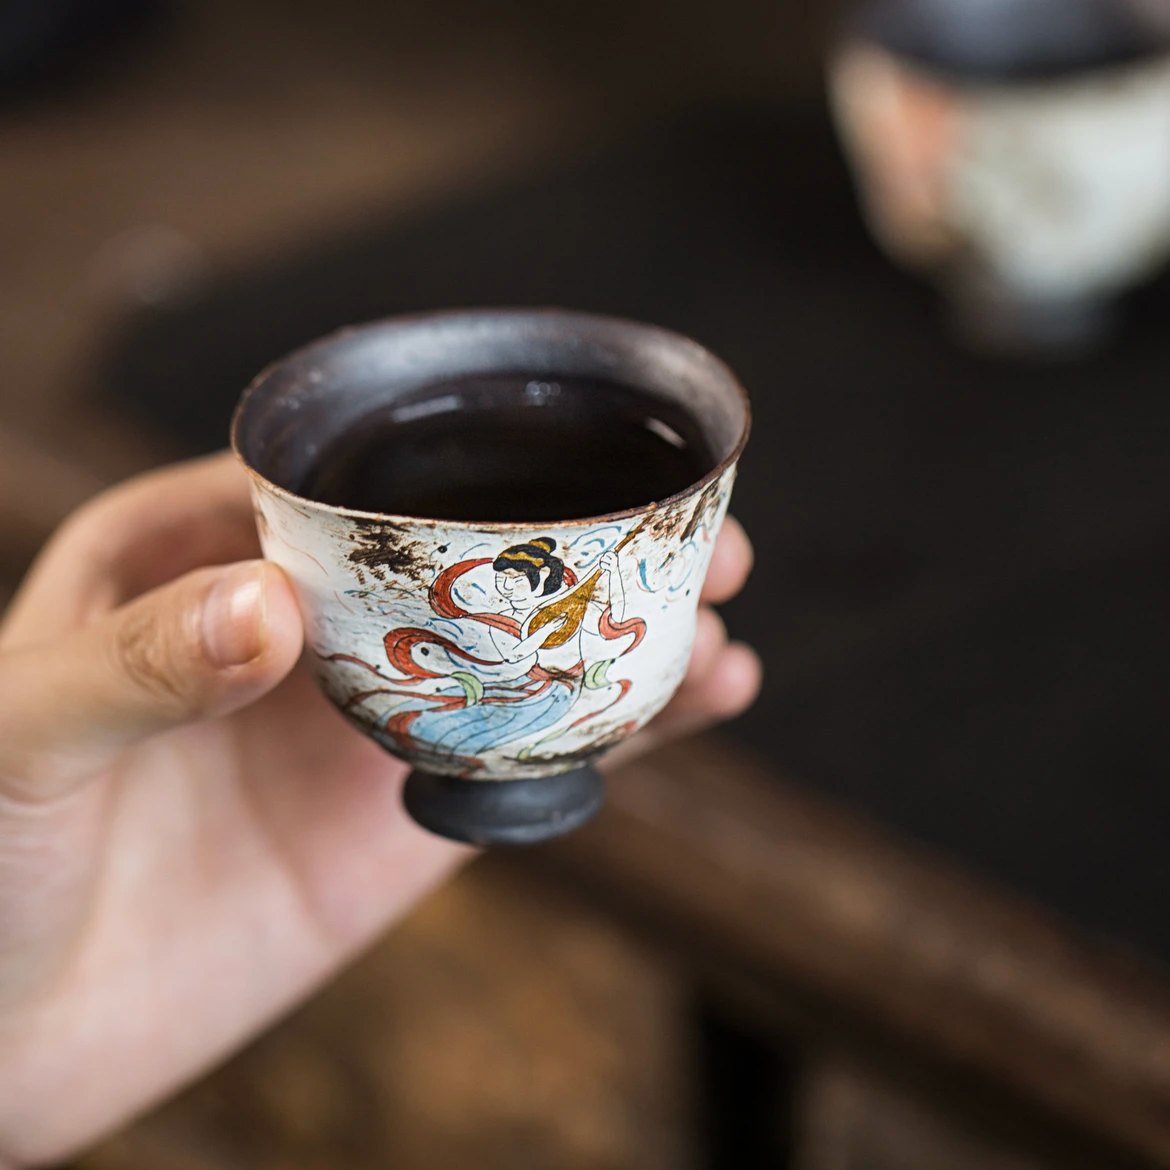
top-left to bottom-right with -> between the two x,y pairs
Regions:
402,766 -> 604,847
947,285 -> 1116,359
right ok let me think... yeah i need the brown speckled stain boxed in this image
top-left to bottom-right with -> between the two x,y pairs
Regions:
644,491 -> 699,544
681,479 -> 723,545
346,520 -> 434,587
643,504 -> 685,545
530,724 -> 632,766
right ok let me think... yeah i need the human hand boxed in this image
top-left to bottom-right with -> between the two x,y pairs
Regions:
598,549 -> 619,576
0,453 -> 759,1166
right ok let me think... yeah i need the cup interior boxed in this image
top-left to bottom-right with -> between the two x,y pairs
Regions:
232,309 -> 750,520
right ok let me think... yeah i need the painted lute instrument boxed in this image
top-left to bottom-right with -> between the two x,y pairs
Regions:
527,519 -> 648,649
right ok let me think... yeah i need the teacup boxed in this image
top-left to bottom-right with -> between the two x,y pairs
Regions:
828,0 -> 1170,354
231,309 -> 750,845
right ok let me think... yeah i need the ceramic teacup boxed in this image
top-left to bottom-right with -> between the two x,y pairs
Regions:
829,0 -> 1170,354
232,310 -> 750,845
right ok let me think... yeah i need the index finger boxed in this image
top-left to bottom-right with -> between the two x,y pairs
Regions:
1,452 -> 258,649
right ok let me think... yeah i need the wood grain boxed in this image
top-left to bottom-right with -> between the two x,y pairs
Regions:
538,735 -> 1170,1165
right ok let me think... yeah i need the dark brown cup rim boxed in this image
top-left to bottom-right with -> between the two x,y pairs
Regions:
835,37 -> 1170,90
231,307 -> 752,532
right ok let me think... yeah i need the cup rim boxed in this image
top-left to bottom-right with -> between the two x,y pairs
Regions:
231,307 -> 752,532
831,33 -> 1170,93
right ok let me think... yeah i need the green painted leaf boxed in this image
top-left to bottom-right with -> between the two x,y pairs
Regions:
452,671 -> 484,706
584,659 -> 614,690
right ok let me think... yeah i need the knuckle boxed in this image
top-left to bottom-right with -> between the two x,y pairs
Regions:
59,481 -> 129,539
45,498 -> 104,561
48,492 -> 128,571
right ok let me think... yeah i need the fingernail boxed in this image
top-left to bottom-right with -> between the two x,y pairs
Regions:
202,563 -> 267,668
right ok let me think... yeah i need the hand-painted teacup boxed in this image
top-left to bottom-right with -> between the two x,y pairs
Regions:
232,310 -> 750,845
829,0 -> 1170,354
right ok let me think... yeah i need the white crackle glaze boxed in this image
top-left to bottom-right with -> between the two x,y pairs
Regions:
249,467 -> 736,781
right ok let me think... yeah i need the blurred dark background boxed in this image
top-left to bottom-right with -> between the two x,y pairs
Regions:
5,1 -> 1170,1167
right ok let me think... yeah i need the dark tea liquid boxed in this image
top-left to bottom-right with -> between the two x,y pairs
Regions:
302,374 -> 716,522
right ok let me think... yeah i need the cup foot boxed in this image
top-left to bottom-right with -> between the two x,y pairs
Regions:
402,767 -> 604,846
946,283 -> 1116,359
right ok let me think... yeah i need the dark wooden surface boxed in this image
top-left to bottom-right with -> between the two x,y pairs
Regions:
797,1056 -> 1057,1170
537,737 -> 1170,1166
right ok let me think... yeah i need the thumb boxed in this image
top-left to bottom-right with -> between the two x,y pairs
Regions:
0,561 -> 303,802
